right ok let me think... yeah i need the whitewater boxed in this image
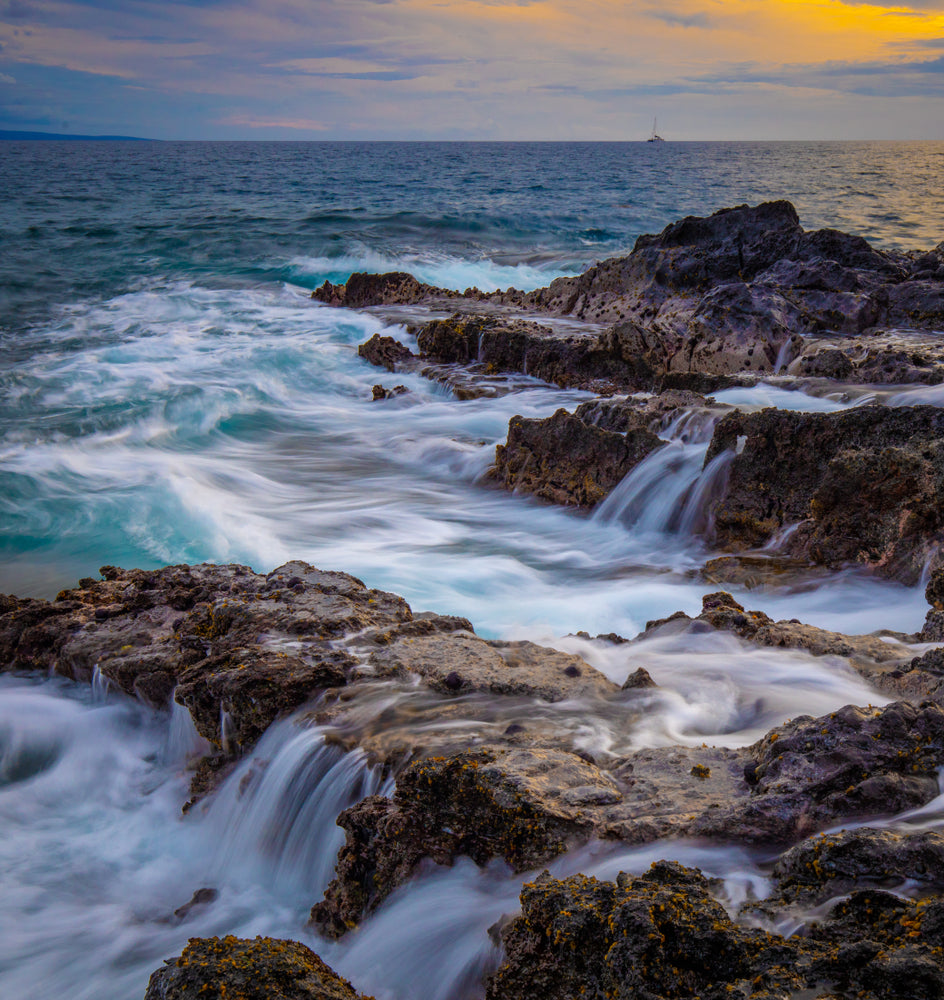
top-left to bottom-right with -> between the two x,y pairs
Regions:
1,139 -> 944,999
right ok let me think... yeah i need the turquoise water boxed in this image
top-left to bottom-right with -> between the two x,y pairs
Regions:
2,139 -> 944,1000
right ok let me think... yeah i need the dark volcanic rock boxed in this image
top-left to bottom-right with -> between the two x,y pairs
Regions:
772,827 -> 944,905
487,863 -> 784,1000
312,695 -> 944,937
491,407 -> 665,508
319,201 -> 944,393
487,862 -> 944,1000
490,391 -> 722,508
143,935 -> 372,1000
313,270 -> 453,308
358,333 -> 415,371
310,744 -> 621,936
704,405 -> 944,581
416,313 -> 648,392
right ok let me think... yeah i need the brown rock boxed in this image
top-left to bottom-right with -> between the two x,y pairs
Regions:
143,935 -> 372,1000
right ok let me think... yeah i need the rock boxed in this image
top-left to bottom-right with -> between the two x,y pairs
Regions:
357,333 -> 415,371
312,270 -> 451,308
772,827 -> 944,905
171,887 -> 219,923
486,863 -> 796,1000
700,554 -> 831,591
621,667 -> 657,689
310,744 -> 622,936
926,567 -> 944,610
488,862 -> 944,999
415,313 -> 647,393
313,695 -> 944,937
491,407 -> 665,508
370,384 -> 409,400
647,590 -> 912,666
0,561 -> 415,791
605,700 -> 944,845
490,390 -> 727,508
806,891 -> 944,999
317,202 -> 944,394
365,632 -> 619,701
143,935 -> 372,1000
704,405 -> 944,581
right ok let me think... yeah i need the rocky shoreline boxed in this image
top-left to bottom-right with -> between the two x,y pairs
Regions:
4,557 -> 944,997
346,200 -> 944,585
6,200 -> 944,998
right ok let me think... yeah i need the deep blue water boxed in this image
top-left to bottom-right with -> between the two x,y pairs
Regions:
3,140 -> 943,335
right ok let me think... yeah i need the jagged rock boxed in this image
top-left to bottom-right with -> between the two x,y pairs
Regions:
310,745 -> 621,936
806,890 -> 944,999
490,391 -> 726,508
491,407 -> 665,507
313,270 -> 452,308
370,383 -> 409,400
487,863 -> 787,1000
605,699 -> 944,845
0,561 -> 414,781
487,863 -> 944,1000
622,666 -> 657,689
772,828 -> 944,905
319,201 -> 944,393
705,405 -> 944,581
358,333 -> 415,371
143,935 -> 372,1000
312,696 -> 944,937
926,567 -> 944,610
415,313 -> 646,392
645,591 -> 912,666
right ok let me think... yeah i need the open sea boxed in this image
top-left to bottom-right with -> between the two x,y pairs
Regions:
2,140 -> 944,1000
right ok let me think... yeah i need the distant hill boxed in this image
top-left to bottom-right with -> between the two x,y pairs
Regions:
0,129 -> 152,141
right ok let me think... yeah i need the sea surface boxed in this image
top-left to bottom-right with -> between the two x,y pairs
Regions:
2,140 -> 944,1000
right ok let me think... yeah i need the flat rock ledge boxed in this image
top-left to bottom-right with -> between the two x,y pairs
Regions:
311,697 -> 944,937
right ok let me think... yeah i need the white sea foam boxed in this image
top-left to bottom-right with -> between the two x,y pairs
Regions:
289,251 -> 573,293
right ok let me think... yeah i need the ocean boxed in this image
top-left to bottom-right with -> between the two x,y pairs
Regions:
1,140 -> 943,999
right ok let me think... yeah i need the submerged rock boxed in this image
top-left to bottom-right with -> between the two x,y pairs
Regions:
143,935 -> 372,1000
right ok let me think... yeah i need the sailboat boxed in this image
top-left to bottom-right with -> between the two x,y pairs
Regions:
647,118 -> 665,143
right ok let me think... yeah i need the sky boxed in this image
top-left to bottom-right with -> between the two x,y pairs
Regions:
1,0 -> 943,139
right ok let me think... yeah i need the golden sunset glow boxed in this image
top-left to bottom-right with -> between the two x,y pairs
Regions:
1,0 -> 943,137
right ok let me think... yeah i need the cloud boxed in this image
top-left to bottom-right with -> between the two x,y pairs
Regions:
219,112 -> 330,130
644,8 -> 713,29
2,0 -> 944,137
